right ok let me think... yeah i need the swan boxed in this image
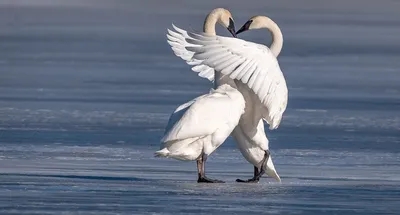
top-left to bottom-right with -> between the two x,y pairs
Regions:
167,15 -> 287,183
156,84 -> 245,183
232,16 -> 285,183
156,8 -> 243,183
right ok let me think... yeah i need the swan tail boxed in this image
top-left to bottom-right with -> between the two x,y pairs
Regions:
154,148 -> 170,158
155,137 -> 203,161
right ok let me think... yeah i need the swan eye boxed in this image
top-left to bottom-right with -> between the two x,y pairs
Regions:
236,20 -> 253,35
227,18 -> 236,37
229,18 -> 235,27
244,20 -> 253,29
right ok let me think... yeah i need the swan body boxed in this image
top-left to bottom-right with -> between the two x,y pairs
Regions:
232,16 -> 284,182
182,30 -> 288,128
158,8 -> 239,183
156,84 -> 245,161
166,16 -> 287,182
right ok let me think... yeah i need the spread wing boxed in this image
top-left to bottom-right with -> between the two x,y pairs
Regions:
167,25 -> 288,129
167,24 -> 215,81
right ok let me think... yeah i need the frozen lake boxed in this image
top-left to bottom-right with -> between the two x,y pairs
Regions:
1,0 -> 400,214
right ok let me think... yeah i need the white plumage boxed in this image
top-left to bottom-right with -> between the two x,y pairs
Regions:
167,25 -> 215,81
166,25 -> 288,130
162,10 -> 285,182
166,16 -> 286,182
156,84 -> 245,161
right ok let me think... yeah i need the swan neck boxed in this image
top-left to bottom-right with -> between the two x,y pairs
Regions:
203,11 -> 220,36
204,9 -> 235,87
263,19 -> 283,57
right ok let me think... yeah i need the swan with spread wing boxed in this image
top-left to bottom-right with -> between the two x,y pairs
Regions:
167,15 -> 287,182
156,8 -> 245,183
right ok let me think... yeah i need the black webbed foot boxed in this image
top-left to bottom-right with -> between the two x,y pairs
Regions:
236,178 -> 259,183
198,176 -> 225,183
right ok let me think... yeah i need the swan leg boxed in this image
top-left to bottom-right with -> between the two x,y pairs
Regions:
236,150 -> 270,183
236,166 -> 260,183
197,153 -> 224,183
254,166 -> 260,178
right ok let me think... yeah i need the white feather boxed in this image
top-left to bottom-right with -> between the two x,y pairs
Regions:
167,24 -> 215,81
157,84 -> 245,161
166,25 -> 288,129
165,22 -> 284,182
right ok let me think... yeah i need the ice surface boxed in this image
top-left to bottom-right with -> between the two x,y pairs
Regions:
1,145 -> 399,214
1,0 -> 400,214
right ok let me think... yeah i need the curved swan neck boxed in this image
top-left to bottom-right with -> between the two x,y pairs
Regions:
203,14 -> 218,35
203,8 -> 237,88
203,8 -> 225,36
260,18 -> 283,57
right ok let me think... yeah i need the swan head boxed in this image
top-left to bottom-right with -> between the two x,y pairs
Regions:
264,151 -> 281,182
208,8 -> 236,37
236,16 -> 271,35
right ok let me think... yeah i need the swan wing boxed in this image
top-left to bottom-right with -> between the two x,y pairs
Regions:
167,24 -> 215,81
173,27 -> 288,129
163,94 -> 207,135
162,86 -> 245,143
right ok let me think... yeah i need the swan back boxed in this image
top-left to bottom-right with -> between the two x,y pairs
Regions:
161,84 -> 245,143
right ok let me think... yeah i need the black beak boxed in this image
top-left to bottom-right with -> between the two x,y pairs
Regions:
236,20 -> 253,35
227,18 -> 236,38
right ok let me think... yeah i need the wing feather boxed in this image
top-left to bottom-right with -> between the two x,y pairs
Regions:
167,24 -> 215,81
162,87 -> 245,142
166,25 -> 288,129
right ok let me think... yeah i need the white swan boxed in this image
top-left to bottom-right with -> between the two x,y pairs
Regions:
232,16 -> 285,182
156,8 -> 243,183
167,15 -> 287,182
156,84 -> 245,183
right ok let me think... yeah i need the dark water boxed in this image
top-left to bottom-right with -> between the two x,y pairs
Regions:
1,1 -> 400,214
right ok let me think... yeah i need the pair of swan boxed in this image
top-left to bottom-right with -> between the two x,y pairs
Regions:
156,8 -> 288,183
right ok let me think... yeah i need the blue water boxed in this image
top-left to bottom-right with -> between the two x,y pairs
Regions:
1,1 -> 400,214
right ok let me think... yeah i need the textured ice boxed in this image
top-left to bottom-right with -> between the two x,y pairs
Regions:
1,146 -> 399,214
